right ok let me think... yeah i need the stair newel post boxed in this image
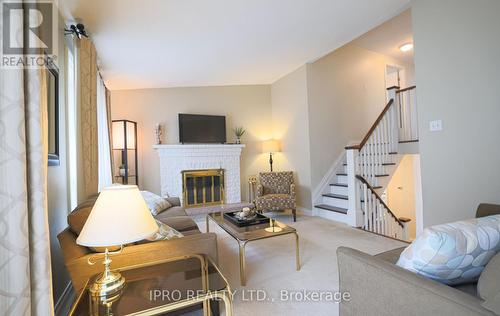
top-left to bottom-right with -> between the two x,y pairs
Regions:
402,221 -> 409,241
346,148 -> 362,227
387,86 -> 399,152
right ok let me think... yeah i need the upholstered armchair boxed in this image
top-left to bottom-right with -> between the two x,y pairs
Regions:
255,171 -> 297,221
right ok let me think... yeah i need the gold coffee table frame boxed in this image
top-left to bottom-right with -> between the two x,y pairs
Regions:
68,254 -> 233,316
206,212 -> 300,286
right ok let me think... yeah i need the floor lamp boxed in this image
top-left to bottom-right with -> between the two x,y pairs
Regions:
262,139 -> 281,172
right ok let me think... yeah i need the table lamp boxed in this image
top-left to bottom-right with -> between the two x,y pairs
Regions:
77,185 -> 158,297
262,139 -> 281,172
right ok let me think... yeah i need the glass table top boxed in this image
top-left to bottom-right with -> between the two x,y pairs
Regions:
70,256 -> 227,316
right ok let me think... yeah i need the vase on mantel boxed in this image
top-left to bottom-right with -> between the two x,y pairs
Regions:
155,123 -> 163,145
236,137 -> 241,144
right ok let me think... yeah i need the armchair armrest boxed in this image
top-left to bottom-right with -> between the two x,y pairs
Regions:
256,184 -> 264,197
290,183 -> 296,199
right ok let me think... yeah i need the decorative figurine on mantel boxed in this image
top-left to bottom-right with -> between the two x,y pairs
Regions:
155,123 -> 163,145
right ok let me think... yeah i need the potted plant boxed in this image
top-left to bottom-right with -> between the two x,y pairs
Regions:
233,127 -> 246,144
119,164 -> 127,176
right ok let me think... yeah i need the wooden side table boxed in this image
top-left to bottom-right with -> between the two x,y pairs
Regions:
68,254 -> 232,316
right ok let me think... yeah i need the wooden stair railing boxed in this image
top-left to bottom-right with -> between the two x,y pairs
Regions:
345,93 -> 399,187
345,98 -> 395,151
356,175 -> 408,241
341,86 -> 416,236
396,85 -> 418,142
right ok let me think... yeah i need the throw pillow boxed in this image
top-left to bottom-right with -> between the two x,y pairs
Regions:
396,215 -> 500,285
140,191 -> 172,216
147,220 -> 184,241
478,252 -> 500,300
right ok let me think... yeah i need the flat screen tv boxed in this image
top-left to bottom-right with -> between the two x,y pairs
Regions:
179,114 -> 226,144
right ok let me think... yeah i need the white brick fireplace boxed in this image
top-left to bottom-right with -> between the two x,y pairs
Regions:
153,144 -> 245,205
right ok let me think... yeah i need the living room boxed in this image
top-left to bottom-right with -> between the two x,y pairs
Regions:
1,0 -> 500,316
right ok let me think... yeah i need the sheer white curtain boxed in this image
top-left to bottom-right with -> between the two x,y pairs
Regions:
97,75 -> 113,190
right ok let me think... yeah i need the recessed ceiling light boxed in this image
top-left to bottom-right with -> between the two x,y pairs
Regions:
399,43 -> 414,52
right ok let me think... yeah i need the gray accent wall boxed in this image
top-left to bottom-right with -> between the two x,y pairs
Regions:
412,0 -> 500,227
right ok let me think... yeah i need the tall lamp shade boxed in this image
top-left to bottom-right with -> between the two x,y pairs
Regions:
112,121 -> 136,150
262,139 -> 281,172
77,185 -> 158,247
262,139 -> 280,154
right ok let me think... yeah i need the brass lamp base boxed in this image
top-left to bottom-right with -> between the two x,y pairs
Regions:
89,270 -> 125,298
87,247 -> 125,298
265,218 -> 283,233
265,226 -> 282,233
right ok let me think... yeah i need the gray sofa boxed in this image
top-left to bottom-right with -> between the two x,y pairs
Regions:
337,203 -> 500,316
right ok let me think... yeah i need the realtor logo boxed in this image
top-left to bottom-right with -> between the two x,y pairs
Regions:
1,0 -> 58,68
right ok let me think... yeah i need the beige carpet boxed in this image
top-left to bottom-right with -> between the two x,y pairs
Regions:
192,211 -> 406,316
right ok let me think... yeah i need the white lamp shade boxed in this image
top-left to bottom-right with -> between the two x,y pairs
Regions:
112,121 -> 136,149
262,139 -> 281,153
77,185 -> 158,247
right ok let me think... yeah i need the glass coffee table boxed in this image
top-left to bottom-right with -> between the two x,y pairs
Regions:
68,254 -> 232,316
206,212 -> 300,286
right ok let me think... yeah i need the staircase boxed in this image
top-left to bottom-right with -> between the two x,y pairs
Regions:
313,86 -> 417,241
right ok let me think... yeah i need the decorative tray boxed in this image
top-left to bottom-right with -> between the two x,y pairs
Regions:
223,211 -> 269,227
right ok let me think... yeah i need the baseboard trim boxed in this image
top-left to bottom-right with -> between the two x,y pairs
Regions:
297,206 -> 312,216
55,282 -> 74,316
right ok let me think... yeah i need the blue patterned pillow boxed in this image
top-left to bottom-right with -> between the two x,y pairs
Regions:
396,215 -> 500,285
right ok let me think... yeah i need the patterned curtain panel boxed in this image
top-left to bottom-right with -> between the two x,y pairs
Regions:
105,88 -> 115,178
77,38 -> 99,198
0,13 -> 54,316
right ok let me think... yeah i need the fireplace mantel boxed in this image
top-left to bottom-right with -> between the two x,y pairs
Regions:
153,144 -> 245,205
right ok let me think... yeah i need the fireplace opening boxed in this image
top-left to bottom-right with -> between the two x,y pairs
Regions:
182,169 -> 224,207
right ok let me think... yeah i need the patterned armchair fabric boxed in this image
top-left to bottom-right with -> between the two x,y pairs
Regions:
255,171 -> 297,221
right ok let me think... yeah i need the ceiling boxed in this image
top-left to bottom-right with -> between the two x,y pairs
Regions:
351,9 -> 414,64
62,0 -> 411,90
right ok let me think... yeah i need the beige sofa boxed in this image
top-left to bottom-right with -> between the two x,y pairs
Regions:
58,196 -> 217,292
337,203 -> 500,316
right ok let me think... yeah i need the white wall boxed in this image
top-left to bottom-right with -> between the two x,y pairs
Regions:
386,155 -> 417,240
111,85 -> 272,201
412,0 -> 500,227
306,43 -> 412,190
271,66 -> 312,209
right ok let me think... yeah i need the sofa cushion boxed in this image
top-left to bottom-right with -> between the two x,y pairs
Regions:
140,191 -> 171,216
155,206 -> 187,220
478,251 -> 500,300
396,215 -> 500,285
67,196 -> 98,235
452,283 -> 478,297
158,216 -> 200,234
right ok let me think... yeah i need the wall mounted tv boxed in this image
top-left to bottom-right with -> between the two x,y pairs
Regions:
179,114 -> 226,144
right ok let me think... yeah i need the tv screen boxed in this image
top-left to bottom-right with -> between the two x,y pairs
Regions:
179,114 -> 226,144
